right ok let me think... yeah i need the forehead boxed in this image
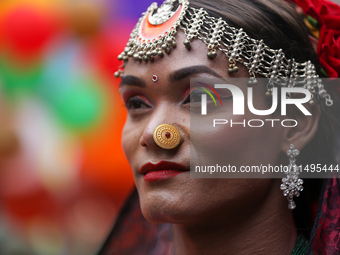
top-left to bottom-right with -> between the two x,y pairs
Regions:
123,30 -> 248,79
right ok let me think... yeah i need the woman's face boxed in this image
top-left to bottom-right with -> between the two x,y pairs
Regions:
120,31 -> 287,225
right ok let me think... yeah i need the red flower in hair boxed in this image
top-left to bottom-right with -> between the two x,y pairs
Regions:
293,0 -> 340,78
318,27 -> 340,78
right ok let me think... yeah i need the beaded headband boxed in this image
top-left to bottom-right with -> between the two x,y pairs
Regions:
115,0 -> 333,106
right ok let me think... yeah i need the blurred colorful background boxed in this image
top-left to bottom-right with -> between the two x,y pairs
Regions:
0,0 -> 161,254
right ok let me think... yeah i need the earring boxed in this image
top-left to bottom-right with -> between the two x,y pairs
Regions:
280,144 -> 304,210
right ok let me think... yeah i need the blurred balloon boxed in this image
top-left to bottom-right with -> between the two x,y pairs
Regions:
0,130 -> 19,159
0,4 -> 62,58
40,42 -> 107,131
51,80 -> 106,131
14,99 -> 82,192
0,56 -> 42,98
27,217 -> 66,255
67,1 -> 105,39
40,42 -> 86,93
2,188 -> 60,222
91,25 -> 133,83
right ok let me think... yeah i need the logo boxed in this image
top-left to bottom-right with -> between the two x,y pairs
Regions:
200,84 -> 312,116
197,82 -> 223,115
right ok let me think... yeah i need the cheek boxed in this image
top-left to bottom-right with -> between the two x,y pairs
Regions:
121,119 -> 140,165
192,85 -> 285,170
190,113 -> 283,173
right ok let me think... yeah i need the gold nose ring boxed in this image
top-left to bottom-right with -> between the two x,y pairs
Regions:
153,124 -> 181,149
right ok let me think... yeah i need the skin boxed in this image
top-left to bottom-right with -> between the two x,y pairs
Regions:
120,31 -> 321,255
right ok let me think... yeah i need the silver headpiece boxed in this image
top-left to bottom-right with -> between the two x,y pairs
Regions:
115,0 -> 333,106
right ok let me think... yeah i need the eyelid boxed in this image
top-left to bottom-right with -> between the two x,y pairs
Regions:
190,86 -> 228,98
125,96 -> 153,111
182,86 -> 233,105
121,89 -> 153,106
182,88 -> 203,103
182,88 -> 212,105
126,95 -> 151,105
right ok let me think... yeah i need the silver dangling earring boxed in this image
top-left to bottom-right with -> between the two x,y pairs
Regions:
280,144 -> 304,210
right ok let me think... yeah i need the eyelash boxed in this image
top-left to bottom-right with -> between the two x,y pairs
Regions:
182,89 -> 232,104
125,97 -> 151,110
182,89 -> 206,104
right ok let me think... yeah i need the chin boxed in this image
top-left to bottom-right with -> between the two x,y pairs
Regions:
140,201 -> 186,224
137,189 -> 199,224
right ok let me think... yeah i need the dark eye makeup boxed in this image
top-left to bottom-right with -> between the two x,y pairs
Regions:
125,96 -> 152,110
182,89 -> 232,105
182,89 -> 205,104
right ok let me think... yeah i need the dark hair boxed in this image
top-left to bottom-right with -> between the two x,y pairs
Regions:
190,0 -> 340,238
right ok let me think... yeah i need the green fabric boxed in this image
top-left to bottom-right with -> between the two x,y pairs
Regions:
307,15 -> 320,29
321,67 -> 329,78
291,234 -> 309,255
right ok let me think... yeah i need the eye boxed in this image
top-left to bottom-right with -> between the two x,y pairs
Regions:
125,97 -> 151,110
182,89 -> 207,104
183,89 -> 228,104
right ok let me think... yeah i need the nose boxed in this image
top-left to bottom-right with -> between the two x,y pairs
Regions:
139,106 -> 184,150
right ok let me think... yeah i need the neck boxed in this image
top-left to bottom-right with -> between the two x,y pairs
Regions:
173,180 -> 298,255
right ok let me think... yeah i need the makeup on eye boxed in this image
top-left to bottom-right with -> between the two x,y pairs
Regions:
182,87 -> 232,105
182,89 -> 206,104
125,96 -> 152,111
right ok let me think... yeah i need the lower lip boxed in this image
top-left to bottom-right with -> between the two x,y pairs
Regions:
143,170 -> 186,182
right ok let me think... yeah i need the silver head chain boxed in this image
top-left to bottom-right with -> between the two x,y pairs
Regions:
116,0 -> 333,106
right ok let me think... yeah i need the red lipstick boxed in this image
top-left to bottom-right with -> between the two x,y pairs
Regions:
139,161 -> 189,182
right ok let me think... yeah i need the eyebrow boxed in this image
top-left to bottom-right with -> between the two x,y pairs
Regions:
119,75 -> 146,88
169,65 -> 223,83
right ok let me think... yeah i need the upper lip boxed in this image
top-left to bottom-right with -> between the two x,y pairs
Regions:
139,161 -> 189,174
